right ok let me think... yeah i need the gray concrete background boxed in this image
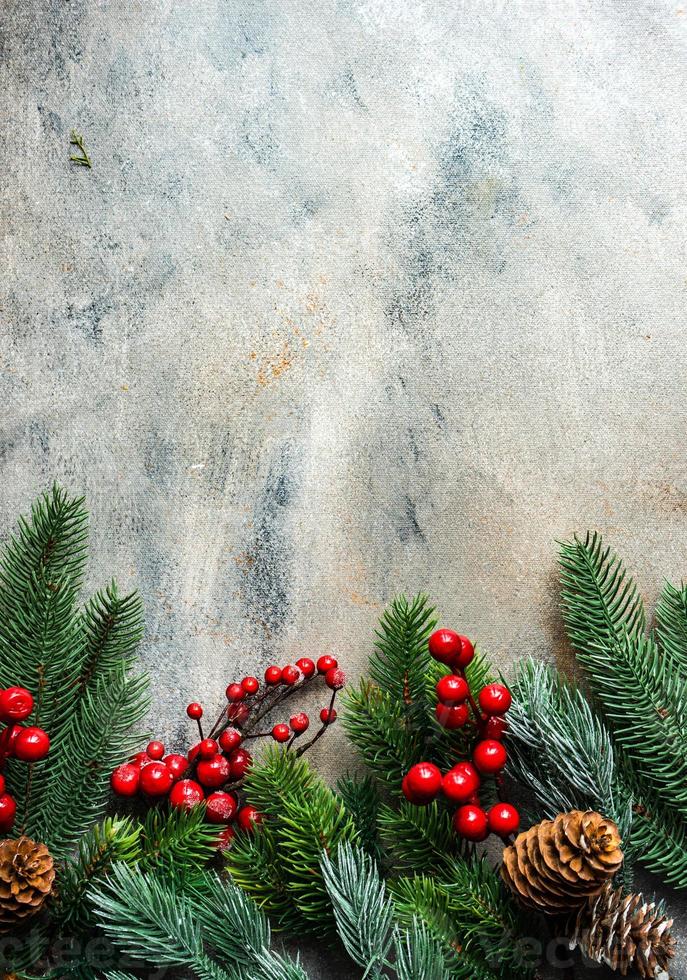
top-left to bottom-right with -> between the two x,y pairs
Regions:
2,0 -> 687,976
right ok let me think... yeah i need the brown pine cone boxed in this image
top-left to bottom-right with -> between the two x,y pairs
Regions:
501,810 -> 623,913
570,880 -> 675,978
0,837 -> 55,933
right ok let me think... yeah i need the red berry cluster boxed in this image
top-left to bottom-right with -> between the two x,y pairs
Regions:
111,655 -> 345,847
401,628 -> 519,844
0,687 -> 51,834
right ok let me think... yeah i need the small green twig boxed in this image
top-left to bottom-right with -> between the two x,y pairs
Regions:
69,129 -> 92,168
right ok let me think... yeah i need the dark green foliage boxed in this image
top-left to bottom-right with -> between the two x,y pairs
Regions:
378,800 -> 461,874
0,487 -> 149,855
137,804 -> 218,882
370,593 -> 437,721
336,773 -> 383,862
225,746 -> 358,936
656,579 -> 687,675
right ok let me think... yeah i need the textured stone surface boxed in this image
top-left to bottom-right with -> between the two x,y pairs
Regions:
1,1 -> 686,976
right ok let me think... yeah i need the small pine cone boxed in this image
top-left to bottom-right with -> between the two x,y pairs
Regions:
501,810 -> 623,913
0,837 -> 55,933
570,880 -> 675,978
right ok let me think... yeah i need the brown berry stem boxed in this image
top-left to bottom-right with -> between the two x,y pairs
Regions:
295,690 -> 336,757
196,718 -> 204,741
458,668 -> 482,725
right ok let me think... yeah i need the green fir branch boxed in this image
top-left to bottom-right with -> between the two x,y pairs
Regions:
138,804 -> 217,882
336,773 -> 384,863
378,800 -> 461,875
393,919 -> 452,980
225,824 -> 303,932
656,579 -> 687,675
370,594 -> 437,711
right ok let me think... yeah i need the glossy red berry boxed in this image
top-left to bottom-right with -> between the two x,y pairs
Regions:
186,702 -> 203,719
227,702 -> 249,725
219,728 -> 243,752
13,726 -> 50,762
478,684 -> 512,717
453,635 -> 475,669
296,657 -> 316,678
0,687 -> 34,722
442,763 -> 480,804
428,629 -> 462,665
164,754 -> 188,780
0,793 -> 17,831
111,763 -> 140,797
139,761 -> 174,796
473,739 -> 507,774
146,740 -> 165,761
435,702 -> 469,729
481,716 -> 509,740
319,707 -> 337,724
487,803 -> 520,837
242,676 -> 259,695
401,773 -> 432,806
130,751 -> 152,768
281,664 -> 300,685
436,674 -> 469,705
453,804 -> 489,841
228,747 -> 252,779
317,655 -> 337,674
265,666 -> 282,685
216,826 -> 235,850
324,667 -> 346,690
226,683 -> 244,702
271,723 -> 291,743
205,791 -> 238,824
406,762 -> 442,801
198,738 -> 219,760
290,712 -> 309,734
237,805 -> 263,832
0,775 -> 5,795
196,754 -> 231,788
169,779 -> 204,810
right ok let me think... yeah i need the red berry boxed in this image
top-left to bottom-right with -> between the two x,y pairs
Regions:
164,754 -> 189,780
401,774 -> 432,806
487,803 -> 520,837
319,707 -> 337,724
406,762 -> 442,801
442,763 -> 480,803
130,751 -> 152,768
111,763 -> 140,797
290,712 -> 309,734
186,702 -> 203,719
216,826 -> 235,850
227,703 -> 249,725
198,738 -> 219,760
139,761 -> 174,797
481,716 -> 509,741
265,666 -> 282,685
237,805 -> 263,832
428,629 -> 462,665
324,667 -> 346,690
453,635 -> 475,669
196,754 -> 231,788
228,747 -> 252,779
0,687 -> 34,723
4,725 -> 21,756
453,804 -> 489,841
436,674 -> 469,705
242,676 -> 259,695
0,793 -> 16,832
13,726 -> 50,762
478,684 -> 512,717
0,775 -> 5,795
272,723 -> 291,743
317,655 -> 338,674
169,779 -> 204,810
281,664 -> 300,685
146,740 -> 165,761
435,702 -> 469,729
473,739 -> 507,774
226,683 -> 244,702
219,728 -> 243,752
205,791 -> 238,824
296,657 -> 316,678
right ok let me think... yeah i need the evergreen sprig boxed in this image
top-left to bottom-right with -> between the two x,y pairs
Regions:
656,579 -> 687,675
0,487 -> 149,855
336,773 -> 383,863
378,799 -> 460,874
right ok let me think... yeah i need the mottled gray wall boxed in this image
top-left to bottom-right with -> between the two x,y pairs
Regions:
2,1 -> 687,976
